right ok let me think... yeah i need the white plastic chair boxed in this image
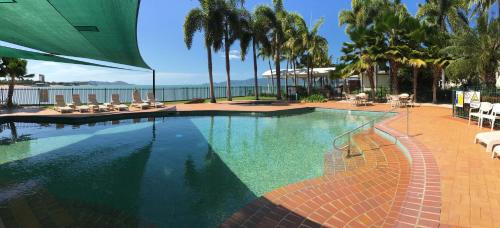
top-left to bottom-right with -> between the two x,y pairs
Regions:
469,102 -> 493,127
481,103 -> 500,131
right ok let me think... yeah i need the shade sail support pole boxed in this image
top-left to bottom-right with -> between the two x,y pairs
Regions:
153,69 -> 156,98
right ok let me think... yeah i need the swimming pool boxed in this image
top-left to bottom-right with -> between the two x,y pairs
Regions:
0,109 -> 389,227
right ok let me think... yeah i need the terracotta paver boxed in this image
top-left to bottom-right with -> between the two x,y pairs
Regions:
221,132 -> 412,228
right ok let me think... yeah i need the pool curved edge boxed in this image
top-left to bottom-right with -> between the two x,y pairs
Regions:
374,113 -> 442,227
0,106 -> 316,124
221,111 -> 442,227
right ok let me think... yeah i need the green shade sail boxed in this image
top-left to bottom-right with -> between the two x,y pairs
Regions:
0,0 -> 149,69
0,45 -> 128,70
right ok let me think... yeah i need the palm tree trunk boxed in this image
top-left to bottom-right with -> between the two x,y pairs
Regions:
269,60 -> 274,92
413,66 -> 418,102
367,65 -> 376,101
285,59 -> 289,99
252,39 -> 259,100
432,65 -> 440,104
224,27 -> 232,101
390,61 -> 399,94
306,66 -> 311,95
293,60 -> 298,87
207,47 -> 216,103
275,35 -> 282,100
7,75 -> 15,108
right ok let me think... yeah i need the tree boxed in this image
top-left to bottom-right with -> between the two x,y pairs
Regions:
417,0 -> 469,33
467,0 -> 500,21
220,0 -> 244,101
255,0 -> 286,100
408,53 -> 427,102
304,18 -> 328,95
183,0 -> 224,103
282,13 -> 307,88
240,8 -> 268,100
375,8 -> 415,94
0,57 -> 28,109
444,12 -> 500,87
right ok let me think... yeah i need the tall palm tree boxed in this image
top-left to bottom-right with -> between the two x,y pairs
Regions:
375,8 -> 415,94
183,0 -> 224,103
220,0 -> 244,101
283,13 -> 307,88
0,57 -> 27,109
408,54 -> 427,102
444,12 -> 500,87
304,18 -> 328,95
240,9 -> 268,100
255,0 -> 286,100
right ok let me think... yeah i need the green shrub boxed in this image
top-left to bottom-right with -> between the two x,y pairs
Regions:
301,94 -> 327,103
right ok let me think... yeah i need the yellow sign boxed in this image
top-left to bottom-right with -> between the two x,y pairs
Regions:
455,91 -> 463,108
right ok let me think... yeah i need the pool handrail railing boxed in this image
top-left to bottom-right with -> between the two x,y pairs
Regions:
332,106 -> 399,157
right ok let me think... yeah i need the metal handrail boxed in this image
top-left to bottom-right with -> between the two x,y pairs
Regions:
333,106 -> 399,157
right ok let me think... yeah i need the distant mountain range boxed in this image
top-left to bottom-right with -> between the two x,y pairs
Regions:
203,78 -> 296,86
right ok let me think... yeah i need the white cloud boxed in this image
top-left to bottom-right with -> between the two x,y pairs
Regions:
220,50 -> 241,60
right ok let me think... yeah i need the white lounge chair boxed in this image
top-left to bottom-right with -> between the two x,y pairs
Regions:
71,94 -> 90,112
147,92 -> 165,108
88,94 -> 109,112
474,131 -> 500,152
356,93 -> 370,106
491,145 -> 500,158
469,102 -> 493,127
481,103 -> 500,131
111,94 -> 129,111
54,95 -> 73,113
346,94 -> 358,106
131,90 -> 149,110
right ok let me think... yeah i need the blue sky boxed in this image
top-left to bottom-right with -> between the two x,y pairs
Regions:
12,0 -> 426,85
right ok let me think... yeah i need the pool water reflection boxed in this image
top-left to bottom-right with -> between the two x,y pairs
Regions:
0,109 -> 387,227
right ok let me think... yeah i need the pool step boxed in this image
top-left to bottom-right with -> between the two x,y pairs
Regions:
0,187 -> 75,228
8,197 -> 42,228
325,130 -> 377,175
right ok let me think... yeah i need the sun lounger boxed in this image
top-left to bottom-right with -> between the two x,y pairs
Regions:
491,145 -> 500,158
71,94 -> 90,112
469,102 -> 493,127
54,95 -> 73,113
147,92 -> 165,108
88,94 -> 109,112
111,94 -> 129,111
474,131 -> 500,152
480,103 -> 500,131
131,90 -> 149,110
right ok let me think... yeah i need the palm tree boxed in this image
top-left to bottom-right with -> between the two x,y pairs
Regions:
417,0 -> 469,33
220,0 -> 244,101
467,0 -> 499,21
0,57 -> 28,109
408,54 -> 427,102
422,23 -> 451,103
255,0 -> 286,100
304,18 -> 328,95
240,9 -> 268,100
374,4 -> 418,95
444,12 -> 500,87
183,0 -> 224,103
283,13 -> 307,88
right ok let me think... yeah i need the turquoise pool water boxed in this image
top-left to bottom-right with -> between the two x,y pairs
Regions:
0,109 -> 387,227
